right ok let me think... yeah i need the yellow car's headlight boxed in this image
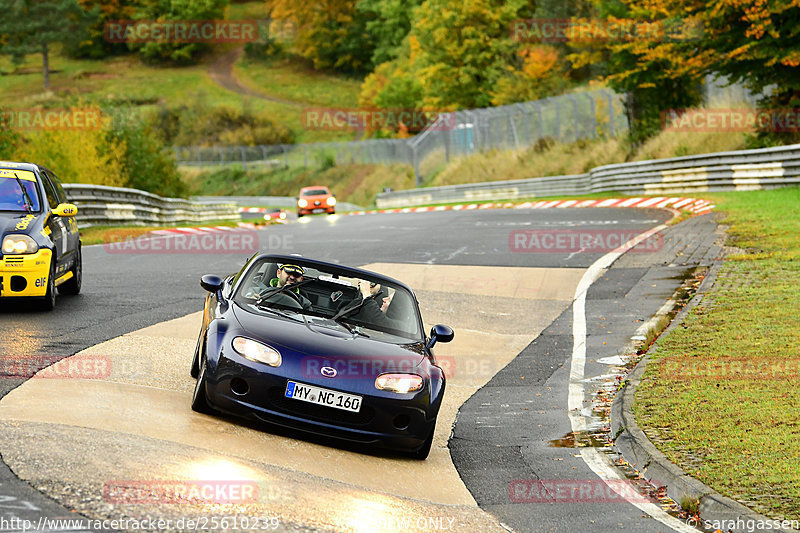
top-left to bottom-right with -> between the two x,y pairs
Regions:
232,337 -> 282,367
2,234 -> 38,255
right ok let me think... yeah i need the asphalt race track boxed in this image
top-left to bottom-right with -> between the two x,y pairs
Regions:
0,207 -> 722,532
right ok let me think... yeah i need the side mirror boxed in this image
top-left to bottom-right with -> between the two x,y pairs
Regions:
200,274 -> 223,293
427,324 -> 454,349
53,203 -> 78,217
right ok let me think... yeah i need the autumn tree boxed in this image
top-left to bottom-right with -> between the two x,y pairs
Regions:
0,0 -> 97,88
268,0 -> 375,73
69,0 -> 139,58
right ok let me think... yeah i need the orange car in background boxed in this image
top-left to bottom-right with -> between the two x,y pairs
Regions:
296,186 -> 336,217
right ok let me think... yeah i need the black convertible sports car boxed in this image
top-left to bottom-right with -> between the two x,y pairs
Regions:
191,254 -> 454,459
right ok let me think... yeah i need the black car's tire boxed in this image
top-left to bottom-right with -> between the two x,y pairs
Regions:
410,425 -> 435,460
191,359 -> 215,414
38,257 -> 56,311
58,246 -> 81,295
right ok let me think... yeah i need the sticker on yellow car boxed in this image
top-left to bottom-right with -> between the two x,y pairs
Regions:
0,169 -> 36,181
15,214 -> 35,231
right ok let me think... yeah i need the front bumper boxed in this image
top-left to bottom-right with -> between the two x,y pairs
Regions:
0,248 -> 52,298
206,354 -> 437,452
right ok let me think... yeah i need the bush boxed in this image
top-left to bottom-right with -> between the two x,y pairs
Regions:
18,119 -> 126,187
151,98 -> 295,146
107,113 -> 187,197
131,0 -> 229,65
0,108 -> 21,159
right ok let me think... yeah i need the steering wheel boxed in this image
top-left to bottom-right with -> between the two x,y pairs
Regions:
259,290 -> 303,309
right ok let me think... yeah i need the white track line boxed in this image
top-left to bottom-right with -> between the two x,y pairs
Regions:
568,223 -> 696,533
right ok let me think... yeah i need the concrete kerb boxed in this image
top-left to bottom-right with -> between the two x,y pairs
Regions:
610,239 -> 800,533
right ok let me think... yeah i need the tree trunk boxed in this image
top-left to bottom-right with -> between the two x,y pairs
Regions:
42,43 -> 50,89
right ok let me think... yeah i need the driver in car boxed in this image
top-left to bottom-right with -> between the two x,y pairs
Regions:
268,263 -> 313,309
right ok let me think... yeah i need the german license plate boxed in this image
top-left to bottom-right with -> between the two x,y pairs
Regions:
285,381 -> 362,413
312,208 -> 325,213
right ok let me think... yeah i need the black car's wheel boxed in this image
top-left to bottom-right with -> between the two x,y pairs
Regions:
58,245 -> 81,295
410,425 -> 435,460
38,257 -> 56,311
191,358 -> 215,414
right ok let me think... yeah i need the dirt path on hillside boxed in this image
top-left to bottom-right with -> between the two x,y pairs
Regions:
208,47 -> 302,107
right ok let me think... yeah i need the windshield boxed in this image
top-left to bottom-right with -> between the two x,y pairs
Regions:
302,189 -> 330,196
233,259 -> 422,341
0,170 -> 42,212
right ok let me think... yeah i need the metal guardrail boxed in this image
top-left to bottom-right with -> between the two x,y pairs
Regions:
174,89 -> 628,186
375,143 -> 800,208
63,184 -> 241,228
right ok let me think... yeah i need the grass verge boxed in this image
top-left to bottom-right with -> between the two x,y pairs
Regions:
634,187 -> 800,521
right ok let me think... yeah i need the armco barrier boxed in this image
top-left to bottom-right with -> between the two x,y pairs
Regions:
62,184 -> 240,228
376,143 -> 800,208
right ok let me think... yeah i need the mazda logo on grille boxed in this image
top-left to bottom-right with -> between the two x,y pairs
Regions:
321,366 -> 337,378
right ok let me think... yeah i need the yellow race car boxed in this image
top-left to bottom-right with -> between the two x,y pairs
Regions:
0,161 -> 81,310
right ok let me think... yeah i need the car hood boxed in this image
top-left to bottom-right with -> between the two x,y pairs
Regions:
0,212 -> 38,237
231,304 -> 426,370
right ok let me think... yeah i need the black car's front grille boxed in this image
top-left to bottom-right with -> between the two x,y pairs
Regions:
266,387 -> 376,426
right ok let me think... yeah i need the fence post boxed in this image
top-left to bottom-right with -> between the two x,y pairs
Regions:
412,143 -> 421,187
555,99 -> 562,142
565,94 -> 579,142
585,93 -> 597,138
606,90 -> 615,136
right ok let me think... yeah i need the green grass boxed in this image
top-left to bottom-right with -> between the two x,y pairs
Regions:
0,26 -> 361,144
182,163 -> 415,208
634,187 -> 800,521
235,56 -> 362,109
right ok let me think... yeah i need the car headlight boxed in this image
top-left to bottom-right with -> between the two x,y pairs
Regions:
279,212 -> 286,219
298,199 -> 308,208
232,337 -> 282,367
328,197 -> 336,206
2,234 -> 38,255
375,373 -> 423,394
